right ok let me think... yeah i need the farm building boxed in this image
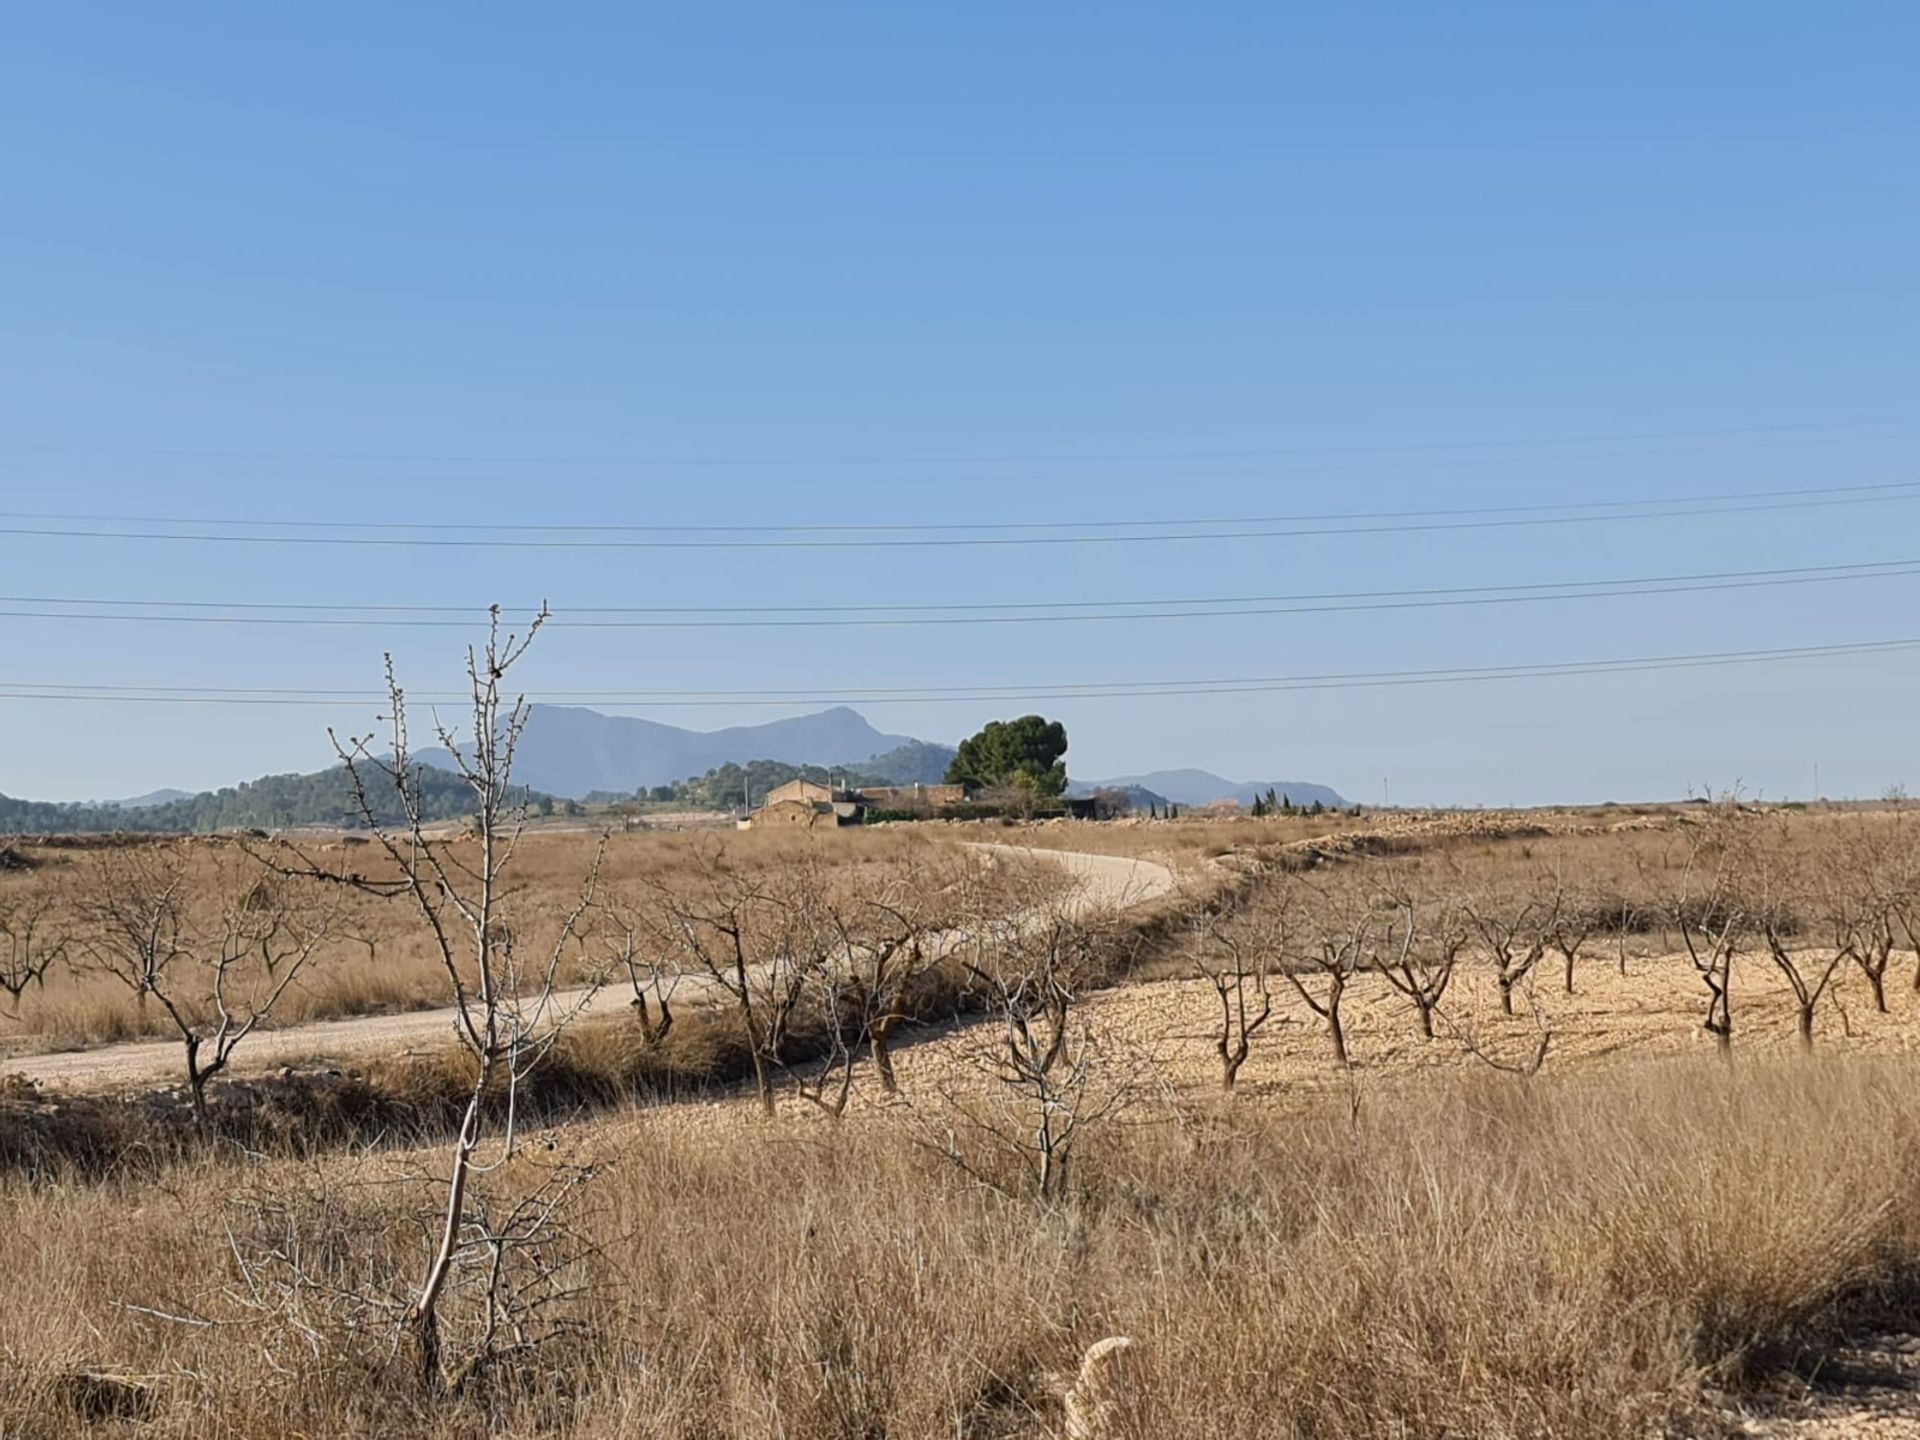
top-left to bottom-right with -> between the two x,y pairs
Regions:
742,778 -> 986,828
761,778 -> 837,808
745,797 -> 862,829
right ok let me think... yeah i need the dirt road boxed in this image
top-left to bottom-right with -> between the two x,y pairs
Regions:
2,843 -> 1175,1092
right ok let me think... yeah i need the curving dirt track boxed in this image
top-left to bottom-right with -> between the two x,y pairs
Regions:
2,843 -> 1175,1092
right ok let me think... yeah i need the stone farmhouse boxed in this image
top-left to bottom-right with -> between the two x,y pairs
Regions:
745,778 -> 973,829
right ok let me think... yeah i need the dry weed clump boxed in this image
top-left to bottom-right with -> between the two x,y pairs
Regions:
3,1055 -> 1919,1437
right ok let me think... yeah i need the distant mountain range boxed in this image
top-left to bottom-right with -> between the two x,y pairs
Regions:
415,704 -> 925,798
6,707 -> 1346,831
1074,769 -> 1347,810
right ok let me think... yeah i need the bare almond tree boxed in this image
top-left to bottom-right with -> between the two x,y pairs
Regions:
1433,976 -> 1553,1078
1461,878 -> 1562,1018
1898,867 -> 1920,996
0,892 -> 68,1011
838,877 -> 957,1098
281,605 -> 607,1391
1834,815 -> 1913,1012
1279,878 -> 1374,1068
80,842 -> 335,1124
595,897 -> 681,1046
1644,815 -> 1748,1057
1888,815 -> 1920,994
1864,804 -> 1920,993
1841,898 -> 1900,1016
1546,878 -> 1601,996
1189,885 -> 1287,1091
1829,860 -> 1899,1016
1751,823 -> 1846,1052
1378,883 -> 1466,1041
786,845 -> 976,1101
628,843 -> 796,1117
193,1138 -> 604,1411
755,863 -> 875,1119
945,896 -> 1133,1201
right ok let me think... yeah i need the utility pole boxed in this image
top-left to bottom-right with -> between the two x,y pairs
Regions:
1813,761 -> 1820,803
1382,777 -> 1390,809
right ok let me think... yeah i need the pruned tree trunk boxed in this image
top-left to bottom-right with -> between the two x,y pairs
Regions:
411,1069 -> 488,1391
1325,1003 -> 1349,1068
1218,1035 -> 1248,1091
868,1016 -> 900,1094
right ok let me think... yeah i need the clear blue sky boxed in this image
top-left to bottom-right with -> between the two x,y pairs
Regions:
2,4 -> 1916,805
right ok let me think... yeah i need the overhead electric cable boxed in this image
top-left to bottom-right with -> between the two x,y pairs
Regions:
1,417 -> 1903,468
1,637 -> 1914,708
1,482 -> 1917,550
5,478 -> 1919,535
0,558 -> 1916,629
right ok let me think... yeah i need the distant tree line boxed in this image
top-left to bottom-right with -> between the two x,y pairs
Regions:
0,764 -> 540,834
1249,788 -> 1329,818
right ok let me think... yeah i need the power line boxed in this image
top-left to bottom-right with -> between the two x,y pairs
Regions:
2,417 -> 1903,468
1,484 -> 1917,551
2,637 -> 1914,708
11,432 -> 1900,492
2,558 -> 1917,629
6,478 -> 1918,536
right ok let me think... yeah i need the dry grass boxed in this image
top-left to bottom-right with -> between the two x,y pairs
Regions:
3,1054 -> 1919,1437
0,828 -> 1050,1052
952,799 -> 1695,866
3,805 -> 1919,1436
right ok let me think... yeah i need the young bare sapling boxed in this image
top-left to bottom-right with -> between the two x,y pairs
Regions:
277,606 -> 608,1391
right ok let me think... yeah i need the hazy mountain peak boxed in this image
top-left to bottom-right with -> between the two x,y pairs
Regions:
1079,768 -> 1347,809
416,704 -> 926,798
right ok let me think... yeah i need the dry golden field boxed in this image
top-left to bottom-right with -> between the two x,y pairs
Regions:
0,827 -> 1052,1055
3,803 -> 1920,1437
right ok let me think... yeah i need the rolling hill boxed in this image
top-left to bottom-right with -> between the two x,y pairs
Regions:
414,705 -> 926,798
0,764 -> 536,834
1076,768 -> 1347,809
